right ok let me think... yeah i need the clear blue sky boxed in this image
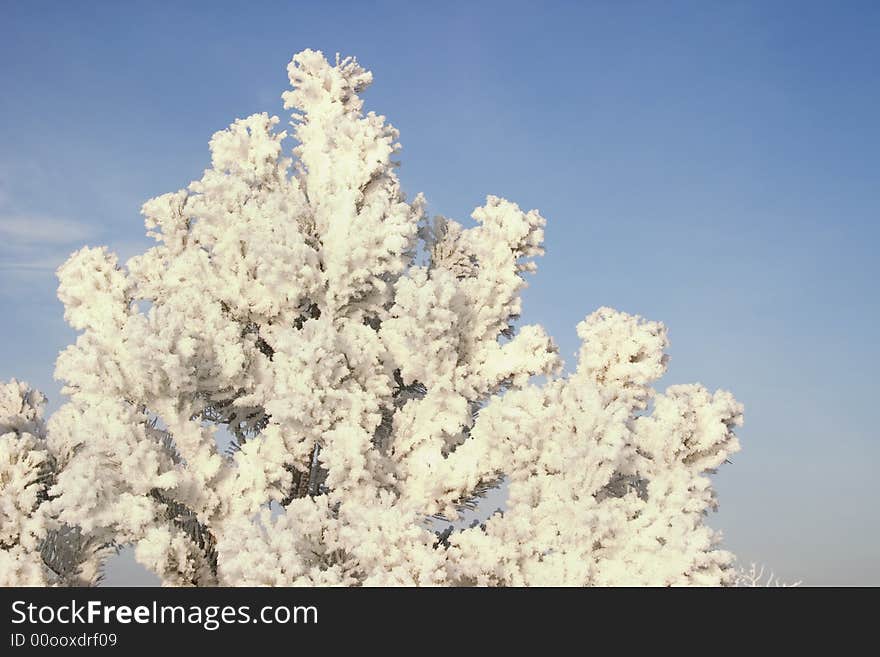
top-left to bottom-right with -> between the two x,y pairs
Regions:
2,1 -> 877,585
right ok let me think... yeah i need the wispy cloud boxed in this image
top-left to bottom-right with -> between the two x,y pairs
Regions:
0,215 -> 93,245
0,254 -> 71,272
0,214 -> 96,284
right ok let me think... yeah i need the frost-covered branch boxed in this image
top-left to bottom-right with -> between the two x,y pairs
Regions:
734,563 -> 801,587
0,380 -> 111,586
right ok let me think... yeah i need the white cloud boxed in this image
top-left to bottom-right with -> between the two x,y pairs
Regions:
0,215 -> 95,283
0,253 -> 71,272
0,215 -> 93,245
0,210 -> 150,286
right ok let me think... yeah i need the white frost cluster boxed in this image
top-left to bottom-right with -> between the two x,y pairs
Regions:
0,380 -> 50,585
8,50 -> 746,586
0,380 -> 113,586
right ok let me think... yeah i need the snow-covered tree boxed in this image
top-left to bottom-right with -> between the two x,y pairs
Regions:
0,380 -> 51,585
0,380 -> 111,585
9,50 -> 745,586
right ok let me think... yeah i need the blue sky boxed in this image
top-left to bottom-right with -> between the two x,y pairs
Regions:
2,1 -> 878,585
